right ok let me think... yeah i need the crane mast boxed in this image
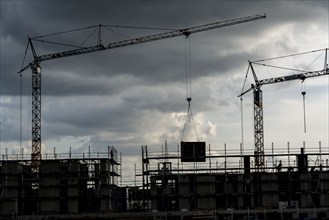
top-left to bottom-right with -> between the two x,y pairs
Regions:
240,48 -> 329,170
31,64 -> 42,170
19,14 -> 266,172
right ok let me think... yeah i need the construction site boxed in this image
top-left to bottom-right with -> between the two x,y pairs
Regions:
1,142 -> 329,219
1,13 -> 329,220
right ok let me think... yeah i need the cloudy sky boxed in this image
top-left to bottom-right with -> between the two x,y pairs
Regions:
1,0 -> 329,182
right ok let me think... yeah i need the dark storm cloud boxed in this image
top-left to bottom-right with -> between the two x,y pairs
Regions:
1,0 -> 328,153
1,0 -> 271,96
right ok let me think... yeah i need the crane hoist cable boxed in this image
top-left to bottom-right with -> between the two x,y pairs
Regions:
181,97 -> 200,142
240,64 -> 251,153
20,73 -> 23,150
185,36 -> 192,100
181,37 -> 199,142
19,42 -> 29,151
301,81 -> 307,133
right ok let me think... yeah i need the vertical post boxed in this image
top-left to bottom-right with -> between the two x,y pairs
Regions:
209,143 -> 212,209
209,144 -> 211,173
272,142 -> 274,171
288,142 -> 292,205
177,144 -> 180,174
319,141 -> 322,165
224,143 -> 228,208
319,141 -> 324,207
120,153 -> 122,187
141,146 -> 145,210
224,143 -> 227,171
240,143 -> 243,173
134,163 -> 137,187
288,142 -> 290,167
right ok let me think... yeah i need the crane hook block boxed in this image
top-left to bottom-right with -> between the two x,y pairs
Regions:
187,97 -> 192,102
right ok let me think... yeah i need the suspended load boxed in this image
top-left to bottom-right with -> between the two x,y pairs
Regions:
181,141 -> 206,162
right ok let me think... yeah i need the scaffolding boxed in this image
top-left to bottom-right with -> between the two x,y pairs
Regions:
141,142 -> 329,219
1,142 -> 328,219
0,146 -> 123,216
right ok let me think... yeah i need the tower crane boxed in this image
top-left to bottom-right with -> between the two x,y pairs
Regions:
19,14 -> 266,172
239,48 -> 329,170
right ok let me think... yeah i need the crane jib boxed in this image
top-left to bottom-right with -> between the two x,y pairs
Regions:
257,68 -> 329,86
30,14 -> 266,65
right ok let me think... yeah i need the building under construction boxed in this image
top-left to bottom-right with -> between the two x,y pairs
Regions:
140,142 -> 329,220
1,143 -> 329,219
0,146 -> 126,218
